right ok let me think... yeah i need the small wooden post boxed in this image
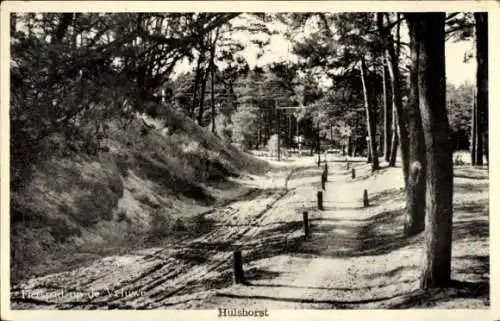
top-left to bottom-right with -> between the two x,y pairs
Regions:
351,168 -> 356,179
303,211 -> 310,236
346,161 -> 350,170
233,250 -> 245,284
317,191 -> 323,210
324,163 -> 328,181
363,189 -> 369,207
321,173 -> 326,190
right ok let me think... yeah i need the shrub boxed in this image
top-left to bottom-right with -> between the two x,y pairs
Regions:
173,218 -> 187,232
454,154 -> 465,165
214,114 -> 233,141
231,107 -> 258,150
149,209 -> 172,239
10,224 -> 56,283
116,209 -> 127,222
49,216 -> 82,242
73,183 -> 120,226
135,194 -> 161,209
115,156 -> 130,177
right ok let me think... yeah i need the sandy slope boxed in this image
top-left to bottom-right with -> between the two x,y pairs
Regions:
10,156 -> 489,309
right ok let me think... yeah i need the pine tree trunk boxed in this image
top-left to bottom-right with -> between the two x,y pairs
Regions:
347,135 -> 351,156
198,69 -> 207,126
330,124 -> 334,149
265,110 -> 269,143
257,109 -> 262,149
389,106 -> 399,167
414,13 -> 454,289
471,90 -> 477,165
383,57 -> 392,162
475,98 -> 483,166
191,53 -> 204,119
209,30 -> 219,133
210,63 -> 216,133
316,123 -> 320,155
360,57 -> 379,171
405,16 -> 427,236
475,12 -> 488,166
384,25 -> 410,181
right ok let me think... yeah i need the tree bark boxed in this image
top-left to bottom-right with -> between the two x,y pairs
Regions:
316,122 -> 320,155
471,89 -> 477,165
475,94 -> 484,166
383,57 -> 393,162
360,57 -> 380,171
210,59 -> 216,132
277,106 -> 281,161
209,29 -> 220,133
414,13 -> 454,289
198,69 -> 208,126
475,12 -> 488,166
389,116 -> 399,167
405,16 -> 427,236
330,124 -> 334,149
257,109 -> 262,148
191,52 -> 205,119
380,14 -> 410,181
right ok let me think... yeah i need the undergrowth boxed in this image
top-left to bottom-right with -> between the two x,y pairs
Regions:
10,107 -> 269,284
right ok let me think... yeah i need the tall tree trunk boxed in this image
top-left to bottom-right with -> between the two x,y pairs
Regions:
367,142 -> 372,163
209,29 -> 220,133
257,109 -> 262,148
210,62 -> 216,132
330,124 -> 334,149
405,16 -> 427,236
360,57 -> 380,171
389,116 -> 399,167
383,57 -> 393,162
414,13 -> 453,289
475,96 -> 484,166
386,44 -> 409,180
316,123 -> 320,155
471,89 -> 477,165
198,69 -> 207,126
265,109 -> 270,143
475,12 -> 488,166
277,106 -> 281,161
191,53 -> 204,119
380,13 -> 410,180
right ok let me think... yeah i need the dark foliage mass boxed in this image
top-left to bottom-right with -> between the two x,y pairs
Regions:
10,12 -> 239,187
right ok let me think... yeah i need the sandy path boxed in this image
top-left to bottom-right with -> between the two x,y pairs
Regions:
207,159 -> 418,309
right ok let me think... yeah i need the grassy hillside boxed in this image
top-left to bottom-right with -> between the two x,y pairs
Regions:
10,106 -> 269,284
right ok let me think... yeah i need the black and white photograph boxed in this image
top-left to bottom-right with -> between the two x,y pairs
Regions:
1,1 -> 497,318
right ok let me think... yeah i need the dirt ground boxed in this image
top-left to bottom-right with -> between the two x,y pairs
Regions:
10,155 -> 489,309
